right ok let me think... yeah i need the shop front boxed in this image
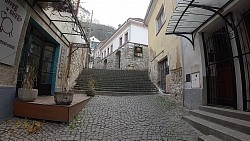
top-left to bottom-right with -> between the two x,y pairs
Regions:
0,0 -> 88,120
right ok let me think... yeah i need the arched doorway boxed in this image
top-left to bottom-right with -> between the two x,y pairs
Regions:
104,59 -> 107,69
116,51 -> 121,69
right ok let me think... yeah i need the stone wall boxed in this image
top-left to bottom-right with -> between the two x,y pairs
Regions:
93,43 -> 149,70
170,68 -> 183,95
148,47 -> 162,86
68,48 -> 87,89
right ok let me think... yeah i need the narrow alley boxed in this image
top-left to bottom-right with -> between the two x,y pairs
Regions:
1,0 -> 250,140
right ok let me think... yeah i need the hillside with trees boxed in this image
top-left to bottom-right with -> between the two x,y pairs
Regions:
81,22 -> 116,41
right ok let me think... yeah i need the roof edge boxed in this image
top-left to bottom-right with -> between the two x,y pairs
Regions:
144,0 -> 158,26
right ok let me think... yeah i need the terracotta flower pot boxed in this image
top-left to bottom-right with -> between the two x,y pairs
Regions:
18,88 -> 38,102
54,92 -> 73,105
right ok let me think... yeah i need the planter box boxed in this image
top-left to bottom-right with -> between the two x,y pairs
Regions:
13,94 -> 91,122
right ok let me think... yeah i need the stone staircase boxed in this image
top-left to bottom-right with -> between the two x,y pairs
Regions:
183,106 -> 250,141
73,69 -> 158,95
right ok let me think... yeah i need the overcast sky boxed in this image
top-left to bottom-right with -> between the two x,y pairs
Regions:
81,0 -> 151,28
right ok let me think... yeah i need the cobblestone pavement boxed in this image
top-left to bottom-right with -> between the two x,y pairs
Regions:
0,95 -> 201,141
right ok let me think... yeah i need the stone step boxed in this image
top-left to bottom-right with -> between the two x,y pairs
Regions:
79,72 -> 148,75
74,83 -> 154,87
183,115 -> 250,141
74,90 -> 158,95
74,85 -> 156,88
95,91 -> 158,96
75,81 -> 153,85
198,135 -> 222,141
190,110 -> 250,135
76,78 -> 151,82
73,88 -> 157,93
74,87 -> 157,90
200,106 -> 250,122
74,89 -> 87,94
74,89 -> 157,92
74,69 -> 157,94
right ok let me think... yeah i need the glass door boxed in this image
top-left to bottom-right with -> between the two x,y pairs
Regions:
38,44 -> 55,95
17,23 -> 57,96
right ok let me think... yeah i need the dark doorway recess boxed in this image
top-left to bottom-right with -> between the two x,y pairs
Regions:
116,51 -> 121,69
203,26 -> 237,108
104,59 -> 107,69
17,21 -> 58,96
160,58 -> 169,93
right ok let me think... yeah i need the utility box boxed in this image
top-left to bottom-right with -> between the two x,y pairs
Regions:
191,72 -> 200,88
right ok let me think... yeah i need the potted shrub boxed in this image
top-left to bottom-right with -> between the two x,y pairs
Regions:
54,63 -> 73,105
18,65 -> 38,102
86,78 -> 96,97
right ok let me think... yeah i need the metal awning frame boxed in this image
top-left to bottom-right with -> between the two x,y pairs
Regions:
26,0 -> 89,45
166,0 -> 234,48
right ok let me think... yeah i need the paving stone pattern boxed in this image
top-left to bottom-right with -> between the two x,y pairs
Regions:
0,95 -> 201,141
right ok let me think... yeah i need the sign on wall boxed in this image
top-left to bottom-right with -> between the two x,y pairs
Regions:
0,0 -> 27,66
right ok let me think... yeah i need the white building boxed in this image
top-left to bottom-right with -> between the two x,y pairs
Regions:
89,36 -> 100,68
90,36 -> 100,50
93,18 -> 149,70
78,6 -> 100,24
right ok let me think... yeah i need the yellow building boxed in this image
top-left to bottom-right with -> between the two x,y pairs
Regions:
144,0 -> 182,95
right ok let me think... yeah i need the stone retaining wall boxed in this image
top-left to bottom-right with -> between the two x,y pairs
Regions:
170,68 -> 183,95
94,43 -> 149,70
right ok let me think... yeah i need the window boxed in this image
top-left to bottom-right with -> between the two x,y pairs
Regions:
108,48 -> 109,55
111,45 -> 113,52
119,37 -> 123,46
104,51 -> 106,57
125,32 -> 129,43
134,44 -> 143,57
102,53 -> 103,59
156,6 -> 166,33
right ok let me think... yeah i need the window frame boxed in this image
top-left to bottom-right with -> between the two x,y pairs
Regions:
119,37 -> 123,46
124,32 -> 129,43
155,5 -> 166,34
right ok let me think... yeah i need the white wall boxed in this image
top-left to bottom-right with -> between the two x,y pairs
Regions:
100,22 -> 148,59
100,26 -> 130,57
130,24 -> 148,45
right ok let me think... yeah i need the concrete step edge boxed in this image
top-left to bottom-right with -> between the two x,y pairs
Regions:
183,115 -> 250,141
190,110 -> 250,135
200,106 -> 250,122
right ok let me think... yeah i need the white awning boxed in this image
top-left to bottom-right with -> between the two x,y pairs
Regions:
166,0 -> 233,34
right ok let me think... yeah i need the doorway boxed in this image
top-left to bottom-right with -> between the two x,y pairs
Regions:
160,58 -> 169,93
17,20 -> 58,96
104,59 -> 107,69
116,51 -> 121,69
204,26 -> 237,108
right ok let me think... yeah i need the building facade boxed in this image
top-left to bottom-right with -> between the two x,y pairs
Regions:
93,18 -> 149,70
144,0 -> 183,95
166,0 -> 250,111
0,0 -> 88,120
89,36 -> 100,68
